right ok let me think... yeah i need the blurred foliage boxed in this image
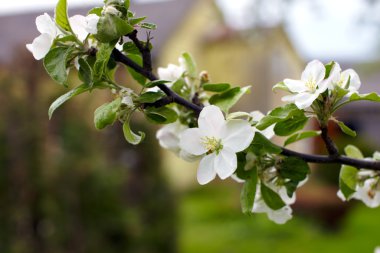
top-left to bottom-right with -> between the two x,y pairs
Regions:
179,182 -> 380,253
0,53 -> 176,253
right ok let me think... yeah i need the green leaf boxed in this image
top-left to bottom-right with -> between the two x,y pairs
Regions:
78,58 -> 93,85
136,91 -> 165,103
344,145 -> 363,159
324,61 -> 336,79
336,120 -> 356,137
274,111 -> 309,136
284,131 -> 321,146
96,14 -> 134,43
88,7 -> 102,16
260,183 -> 286,211
129,16 -> 146,26
123,121 -> 145,145
339,165 -> 358,199
126,54 -> 146,85
43,46 -> 74,86
240,167 -> 258,214
349,92 -> 380,102
144,107 -> 178,124
256,104 -> 300,130
272,81 -> 289,92
93,42 -> 116,81
94,98 -> 122,130
278,157 -> 310,182
203,83 -> 231,92
143,80 -> 170,88
124,0 -> 130,9
48,84 -> 90,119
209,86 -> 251,113
55,0 -> 71,31
250,132 -> 282,156
181,52 -> 197,78
140,22 -> 157,30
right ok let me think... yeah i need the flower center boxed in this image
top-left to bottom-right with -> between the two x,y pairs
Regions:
305,77 -> 317,92
202,136 -> 223,154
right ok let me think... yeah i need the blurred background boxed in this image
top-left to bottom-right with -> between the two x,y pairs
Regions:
1,0 -> 380,252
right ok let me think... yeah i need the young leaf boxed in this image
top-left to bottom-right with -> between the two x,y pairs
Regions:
274,111 -> 309,136
240,167 -> 258,214
78,58 -> 93,85
48,84 -> 90,119
249,132 -> 282,156
339,165 -> 358,199
181,52 -> 197,79
88,7 -> 102,16
94,98 -> 122,130
140,22 -> 157,30
144,107 -> 178,124
344,145 -> 363,159
336,120 -> 356,137
136,91 -> 165,103
96,14 -> 134,43
256,104 -> 300,130
123,121 -> 145,145
203,83 -> 231,92
93,42 -> 116,81
284,131 -> 321,146
43,46 -> 74,86
143,80 -> 170,88
129,16 -> 147,26
260,183 -> 286,211
272,81 -> 289,92
209,86 -> 251,113
349,92 -> 380,102
55,0 -> 71,31
125,0 -> 130,9
278,157 -> 310,182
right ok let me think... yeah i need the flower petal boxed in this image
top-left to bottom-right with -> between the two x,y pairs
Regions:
85,14 -> 100,34
69,15 -> 88,42
222,119 -> 254,152
281,94 -> 297,103
294,92 -> 319,109
214,148 -> 237,180
157,64 -> 184,82
267,206 -> 293,224
26,33 -> 53,60
301,60 -> 325,84
198,105 -> 225,137
283,79 -> 307,93
179,128 -> 207,156
156,122 -> 183,153
36,13 -> 58,36
197,154 -> 217,185
342,69 -> 361,92
326,62 -> 341,90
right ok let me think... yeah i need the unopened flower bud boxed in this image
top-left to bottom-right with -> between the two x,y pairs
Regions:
200,71 -> 209,84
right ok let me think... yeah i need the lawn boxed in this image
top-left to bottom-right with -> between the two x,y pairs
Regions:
178,182 -> 380,253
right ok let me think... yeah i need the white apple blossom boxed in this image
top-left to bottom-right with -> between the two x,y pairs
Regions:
156,121 -> 199,162
179,105 -> 254,185
26,13 -> 63,60
157,62 -> 185,83
27,13 -> 100,60
69,14 -> 100,41
375,246 -> 380,253
327,62 -> 361,95
338,168 -> 380,208
282,60 -> 330,109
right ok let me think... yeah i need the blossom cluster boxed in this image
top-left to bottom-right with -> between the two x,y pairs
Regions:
27,0 -> 380,225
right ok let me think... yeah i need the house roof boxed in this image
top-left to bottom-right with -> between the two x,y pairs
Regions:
0,0 -> 195,63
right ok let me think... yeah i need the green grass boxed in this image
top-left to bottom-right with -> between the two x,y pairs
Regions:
178,182 -> 380,253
